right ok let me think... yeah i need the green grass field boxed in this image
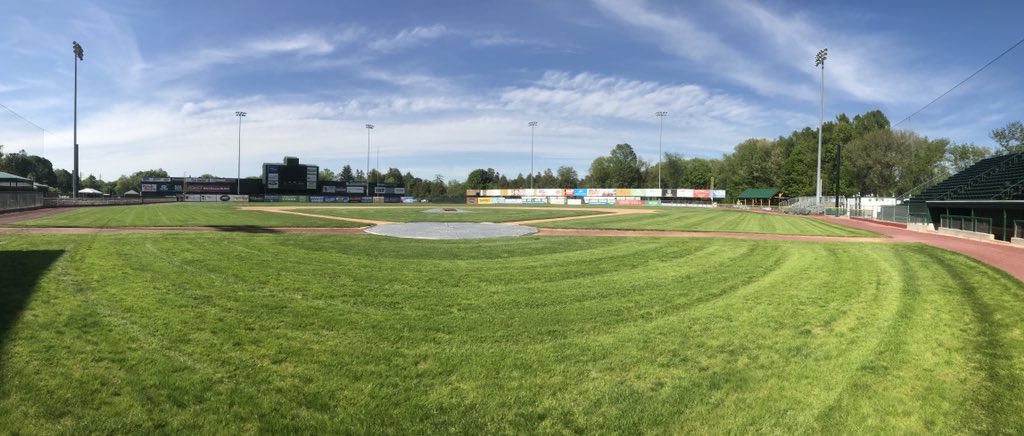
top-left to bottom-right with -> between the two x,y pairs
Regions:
536,207 -> 878,237
2,231 -> 1023,433
3,203 -> 363,228
294,206 -> 606,223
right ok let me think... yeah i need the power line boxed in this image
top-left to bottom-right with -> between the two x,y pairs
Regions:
894,35 -> 1024,128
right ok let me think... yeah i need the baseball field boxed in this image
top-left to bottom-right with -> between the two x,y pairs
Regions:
1,203 -> 1022,433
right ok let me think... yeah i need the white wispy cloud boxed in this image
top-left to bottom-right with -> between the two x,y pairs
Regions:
591,0 -> 955,107
369,24 -> 447,52
140,30 -> 350,84
501,71 -> 774,126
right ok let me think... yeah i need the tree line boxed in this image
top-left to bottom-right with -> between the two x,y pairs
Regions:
465,110 -> 1021,199
4,111 -> 1023,200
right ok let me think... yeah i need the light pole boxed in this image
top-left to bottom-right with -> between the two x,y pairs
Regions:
655,111 -> 667,191
235,111 -> 246,194
365,124 -> 374,195
528,121 -> 537,190
835,142 -> 841,209
183,171 -> 189,197
72,41 -> 84,198
815,47 -> 827,205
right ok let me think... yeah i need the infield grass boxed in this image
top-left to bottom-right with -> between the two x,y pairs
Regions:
1,232 -> 1022,433
3,203 -> 363,228
537,206 -> 879,236
293,206 -> 606,223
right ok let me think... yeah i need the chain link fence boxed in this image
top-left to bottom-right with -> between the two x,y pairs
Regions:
877,205 -> 910,223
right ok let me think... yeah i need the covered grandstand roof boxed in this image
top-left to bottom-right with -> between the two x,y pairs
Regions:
0,171 -> 35,191
737,188 -> 780,199
0,171 -> 31,181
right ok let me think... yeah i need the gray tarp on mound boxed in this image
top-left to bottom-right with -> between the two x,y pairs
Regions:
364,222 -> 537,239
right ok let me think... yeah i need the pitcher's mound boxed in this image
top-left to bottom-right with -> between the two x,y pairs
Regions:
364,222 -> 537,239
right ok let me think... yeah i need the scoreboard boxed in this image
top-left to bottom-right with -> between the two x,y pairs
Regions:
263,157 -> 318,193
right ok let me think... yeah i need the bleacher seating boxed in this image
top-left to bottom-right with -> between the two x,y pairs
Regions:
906,153 -> 1024,212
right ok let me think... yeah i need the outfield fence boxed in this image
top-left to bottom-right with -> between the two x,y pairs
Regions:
0,191 -> 43,212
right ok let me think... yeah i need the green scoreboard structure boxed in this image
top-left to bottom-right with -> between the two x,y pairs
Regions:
263,156 -> 318,194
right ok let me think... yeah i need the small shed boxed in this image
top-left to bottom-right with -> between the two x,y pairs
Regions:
737,188 -> 782,207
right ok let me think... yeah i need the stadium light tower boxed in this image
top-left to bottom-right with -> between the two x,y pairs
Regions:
655,111 -> 668,191
815,47 -> 828,205
235,111 -> 246,194
72,41 -> 84,199
528,121 -> 538,190
365,124 -> 374,194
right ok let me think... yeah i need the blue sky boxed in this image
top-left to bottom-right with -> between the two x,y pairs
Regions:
2,0 -> 1024,182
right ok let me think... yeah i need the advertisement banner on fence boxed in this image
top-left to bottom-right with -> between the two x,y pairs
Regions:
309,196 -> 325,203
477,197 -> 492,205
616,198 -> 642,206
201,195 -> 221,202
348,186 -> 365,194
466,197 -> 477,204
568,198 -> 583,205
677,188 -> 694,198
401,197 -> 415,203
573,188 -> 588,197
586,197 -> 615,205
184,194 -> 203,202
645,189 -> 662,198
264,195 -> 280,202
547,197 -> 566,205
644,199 -> 662,206
522,197 -> 545,204
693,189 -> 710,198
712,189 -> 726,198
504,198 -> 522,204
223,195 -> 248,202
628,188 -> 645,197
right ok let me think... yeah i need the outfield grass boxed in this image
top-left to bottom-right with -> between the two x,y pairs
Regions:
537,207 -> 879,237
1,232 -> 1021,433
294,206 -> 606,223
3,203 -> 363,228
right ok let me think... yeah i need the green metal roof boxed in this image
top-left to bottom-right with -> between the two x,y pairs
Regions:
0,171 -> 31,181
736,188 -> 780,199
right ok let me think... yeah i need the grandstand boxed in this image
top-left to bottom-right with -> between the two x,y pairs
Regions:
905,152 -> 1024,242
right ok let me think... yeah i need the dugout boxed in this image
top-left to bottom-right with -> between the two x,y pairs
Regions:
906,152 -> 1024,242
736,188 -> 782,207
